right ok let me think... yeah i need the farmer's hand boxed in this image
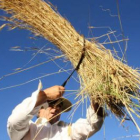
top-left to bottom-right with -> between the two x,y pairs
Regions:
35,86 -> 65,107
91,101 -> 104,117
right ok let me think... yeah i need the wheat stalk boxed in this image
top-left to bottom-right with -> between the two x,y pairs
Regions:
0,0 -> 140,126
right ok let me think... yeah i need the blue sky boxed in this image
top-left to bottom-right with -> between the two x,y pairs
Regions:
0,0 -> 140,140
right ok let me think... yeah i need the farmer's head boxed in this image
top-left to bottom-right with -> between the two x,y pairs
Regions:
38,98 -> 72,124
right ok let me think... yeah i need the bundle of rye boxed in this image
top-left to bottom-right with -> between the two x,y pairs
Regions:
0,0 -> 140,130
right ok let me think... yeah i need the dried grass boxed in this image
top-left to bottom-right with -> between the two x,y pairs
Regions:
0,0 -> 140,128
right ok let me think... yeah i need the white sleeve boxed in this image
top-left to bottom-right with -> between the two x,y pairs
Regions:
71,106 -> 104,140
7,81 -> 48,140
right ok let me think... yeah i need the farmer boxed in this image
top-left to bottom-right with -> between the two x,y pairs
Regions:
7,81 -> 104,140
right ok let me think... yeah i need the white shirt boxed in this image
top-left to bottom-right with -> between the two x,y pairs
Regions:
7,82 -> 104,140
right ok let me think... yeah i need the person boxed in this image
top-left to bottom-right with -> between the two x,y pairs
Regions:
7,81 -> 104,140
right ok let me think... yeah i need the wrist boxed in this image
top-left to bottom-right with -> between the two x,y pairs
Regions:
91,102 -> 104,117
35,90 -> 47,107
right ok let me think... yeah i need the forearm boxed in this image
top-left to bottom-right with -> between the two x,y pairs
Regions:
7,106 -> 35,140
71,106 -> 104,139
87,105 -> 104,130
7,86 -> 44,140
8,97 -> 39,129
35,90 -> 47,107
7,98 -> 37,140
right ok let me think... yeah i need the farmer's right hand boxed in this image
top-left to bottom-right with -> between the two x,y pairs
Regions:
43,85 -> 65,100
35,86 -> 65,107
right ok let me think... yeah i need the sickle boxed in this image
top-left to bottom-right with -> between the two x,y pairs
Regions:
62,36 -> 86,87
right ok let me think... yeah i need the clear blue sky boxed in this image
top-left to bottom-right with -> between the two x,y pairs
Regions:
0,0 -> 140,140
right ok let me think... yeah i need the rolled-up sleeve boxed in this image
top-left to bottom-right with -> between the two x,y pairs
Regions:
71,106 -> 104,140
7,81 -> 48,140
